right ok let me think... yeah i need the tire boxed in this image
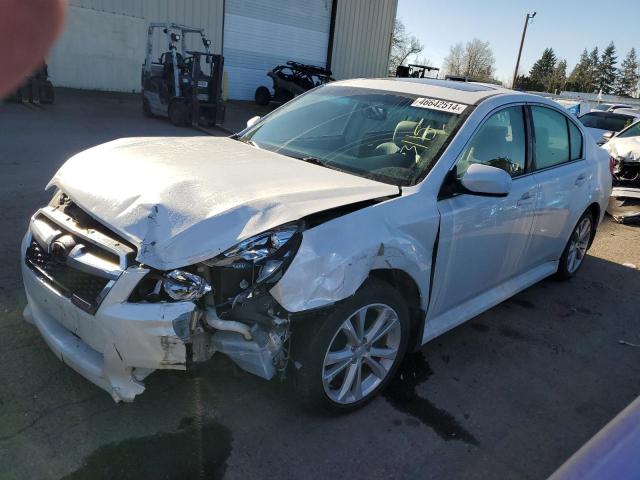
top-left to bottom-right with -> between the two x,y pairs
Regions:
142,96 -> 152,117
254,86 -> 271,106
556,210 -> 594,279
291,278 -> 410,413
168,99 -> 189,127
39,82 -> 54,104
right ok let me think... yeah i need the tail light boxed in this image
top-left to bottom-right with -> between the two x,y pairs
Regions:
609,156 -> 615,176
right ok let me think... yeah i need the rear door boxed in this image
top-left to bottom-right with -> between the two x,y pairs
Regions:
525,105 -> 592,267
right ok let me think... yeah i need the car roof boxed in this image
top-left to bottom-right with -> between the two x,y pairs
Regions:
332,77 -> 517,106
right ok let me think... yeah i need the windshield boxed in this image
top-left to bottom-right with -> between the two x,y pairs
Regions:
579,112 -> 635,132
239,85 -> 469,186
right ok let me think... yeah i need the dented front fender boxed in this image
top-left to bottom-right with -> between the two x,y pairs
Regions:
270,193 -> 439,313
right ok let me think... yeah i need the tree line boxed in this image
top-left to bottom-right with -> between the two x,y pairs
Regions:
516,42 -> 640,97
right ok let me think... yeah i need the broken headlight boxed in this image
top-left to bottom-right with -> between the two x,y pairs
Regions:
206,222 -> 303,287
163,270 -> 212,301
131,269 -> 212,303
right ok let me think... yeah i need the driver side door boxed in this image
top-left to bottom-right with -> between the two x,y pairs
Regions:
423,105 -> 542,342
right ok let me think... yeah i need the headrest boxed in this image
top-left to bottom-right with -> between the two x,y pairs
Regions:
393,121 -> 419,145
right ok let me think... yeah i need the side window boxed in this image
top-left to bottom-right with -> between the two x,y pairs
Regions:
456,106 -> 526,178
532,106 -> 570,169
568,121 -> 583,160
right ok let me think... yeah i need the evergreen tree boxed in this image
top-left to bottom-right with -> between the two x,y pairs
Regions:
586,47 -> 600,92
550,59 -> 567,93
567,49 -> 591,92
614,48 -> 640,97
597,42 -> 618,94
529,48 -> 557,92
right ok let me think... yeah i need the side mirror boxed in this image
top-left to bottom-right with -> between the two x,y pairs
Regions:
460,163 -> 512,197
246,116 -> 261,129
602,131 -> 615,140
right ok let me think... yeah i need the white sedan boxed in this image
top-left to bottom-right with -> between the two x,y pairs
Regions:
22,79 -> 612,411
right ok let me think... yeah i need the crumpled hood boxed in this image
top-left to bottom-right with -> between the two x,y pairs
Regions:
48,137 -> 398,269
603,136 -> 640,163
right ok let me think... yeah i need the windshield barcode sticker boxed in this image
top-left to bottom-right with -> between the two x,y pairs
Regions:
411,97 -> 468,114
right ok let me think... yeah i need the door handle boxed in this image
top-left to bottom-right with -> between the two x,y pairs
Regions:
517,191 -> 533,206
575,174 -> 587,186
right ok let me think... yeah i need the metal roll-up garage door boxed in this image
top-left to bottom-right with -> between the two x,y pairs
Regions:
223,0 -> 332,100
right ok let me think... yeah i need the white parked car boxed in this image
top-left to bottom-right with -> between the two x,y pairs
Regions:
602,119 -> 640,222
22,79 -> 612,411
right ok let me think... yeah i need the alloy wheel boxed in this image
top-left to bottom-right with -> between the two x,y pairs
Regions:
566,216 -> 592,274
322,303 -> 401,405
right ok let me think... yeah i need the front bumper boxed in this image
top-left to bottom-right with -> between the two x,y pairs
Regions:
607,187 -> 640,222
21,229 -> 195,402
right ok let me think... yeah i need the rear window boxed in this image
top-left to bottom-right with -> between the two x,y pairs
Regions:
579,112 -> 635,132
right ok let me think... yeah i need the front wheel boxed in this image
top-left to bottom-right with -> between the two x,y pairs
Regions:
291,278 -> 410,413
168,99 -> 189,126
556,210 -> 594,279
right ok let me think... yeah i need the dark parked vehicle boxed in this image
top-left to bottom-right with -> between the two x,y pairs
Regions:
578,110 -> 639,144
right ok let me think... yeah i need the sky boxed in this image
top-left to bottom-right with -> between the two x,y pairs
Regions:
396,0 -> 640,86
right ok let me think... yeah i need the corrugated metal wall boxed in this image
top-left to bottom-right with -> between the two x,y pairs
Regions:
330,0 -> 397,80
52,0 -> 397,92
67,0 -> 224,53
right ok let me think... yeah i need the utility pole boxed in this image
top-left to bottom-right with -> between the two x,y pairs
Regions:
512,12 -> 536,89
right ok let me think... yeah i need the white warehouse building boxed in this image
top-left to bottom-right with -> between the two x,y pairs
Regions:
47,0 -> 398,100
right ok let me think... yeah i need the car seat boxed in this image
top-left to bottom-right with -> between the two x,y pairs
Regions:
375,121 -> 419,154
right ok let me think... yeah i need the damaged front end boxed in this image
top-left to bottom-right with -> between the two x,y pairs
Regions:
22,192 -> 303,402
608,156 -> 640,223
131,222 -> 303,383
605,138 -> 640,223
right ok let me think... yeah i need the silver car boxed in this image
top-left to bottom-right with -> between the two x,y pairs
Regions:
22,79 -> 612,411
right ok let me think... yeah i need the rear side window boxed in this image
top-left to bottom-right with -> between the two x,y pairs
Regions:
568,121 -> 583,160
532,106 -> 570,170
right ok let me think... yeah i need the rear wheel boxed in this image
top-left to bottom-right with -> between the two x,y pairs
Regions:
292,278 -> 410,413
254,86 -> 271,106
168,99 -> 189,126
556,210 -> 594,279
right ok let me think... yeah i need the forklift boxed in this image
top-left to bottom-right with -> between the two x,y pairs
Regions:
141,23 -> 224,127
8,63 -> 54,104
